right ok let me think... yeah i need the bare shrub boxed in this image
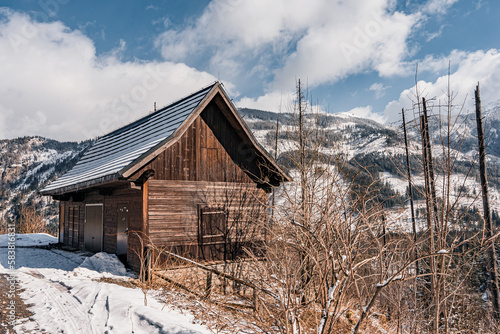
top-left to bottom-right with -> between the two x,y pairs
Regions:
17,205 -> 47,234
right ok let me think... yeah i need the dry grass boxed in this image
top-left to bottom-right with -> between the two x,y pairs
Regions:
145,260 -> 394,334
93,277 -> 137,289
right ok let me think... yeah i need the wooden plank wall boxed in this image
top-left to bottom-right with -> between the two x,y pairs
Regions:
202,98 -> 268,183
133,101 -> 255,184
130,99 -> 271,262
59,186 -> 144,271
147,180 -> 267,258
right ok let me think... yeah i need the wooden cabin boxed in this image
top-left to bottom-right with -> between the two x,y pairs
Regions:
41,82 -> 290,271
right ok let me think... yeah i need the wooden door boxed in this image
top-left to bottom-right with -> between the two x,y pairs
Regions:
199,207 -> 227,261
84,204 -> 103,253
116,203 -> 129,256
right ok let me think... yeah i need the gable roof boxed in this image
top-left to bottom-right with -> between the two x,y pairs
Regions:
41,82 -> 290,195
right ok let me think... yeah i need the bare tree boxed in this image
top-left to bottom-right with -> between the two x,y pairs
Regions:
18,205 -> 47,234
248,80 -> 406,333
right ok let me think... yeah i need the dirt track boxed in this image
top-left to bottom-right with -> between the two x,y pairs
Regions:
0,273 -> 34,333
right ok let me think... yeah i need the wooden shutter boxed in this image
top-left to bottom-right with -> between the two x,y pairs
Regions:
72,207 -> 79,248
199,207 -> 227,261
67,207 -> 80,248
68,207 -> 74,246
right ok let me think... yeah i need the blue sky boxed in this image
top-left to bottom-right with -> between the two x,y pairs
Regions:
0,0 -> 499,141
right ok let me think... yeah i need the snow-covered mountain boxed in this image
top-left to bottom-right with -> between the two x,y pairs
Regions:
1,106 -> 500,231
239,106 -> 500,226
0,137 -> 91,231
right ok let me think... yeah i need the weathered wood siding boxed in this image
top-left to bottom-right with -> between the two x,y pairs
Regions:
62,203 -> 84,249
133,100 -> 255,184
130,98 -> 270,261
147,179 -> 267,259
205,96 -> 270,184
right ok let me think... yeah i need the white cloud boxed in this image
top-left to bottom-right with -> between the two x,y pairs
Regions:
343,106 -> 386,124
384,49 -> 500,123
425,24 -> 445,42
422,0 -> 459,14
155,0 -> 459,106
0,10 -> 217,141
237,87 -> 324,115
399,49 -> 470,76
237,91 -> 291,113
274,5 -> 421,87
369,83 -> 391,99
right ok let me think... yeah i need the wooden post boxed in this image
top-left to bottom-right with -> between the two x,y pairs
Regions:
422,98 -> 440,230
475,83 -> 500,319
253,288 -> 259,312
271,115 -> 280,221
382,213 -> 387,247
205,271 -> 212,298
298,79 -> 306,218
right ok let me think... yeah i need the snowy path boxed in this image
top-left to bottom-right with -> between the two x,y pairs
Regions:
0,234 -> 211,334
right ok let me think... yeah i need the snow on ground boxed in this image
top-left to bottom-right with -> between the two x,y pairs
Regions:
0,234 -> 211,334
0,233 -> 58,247
74,252 -> 134,278
379,172 -> 409,195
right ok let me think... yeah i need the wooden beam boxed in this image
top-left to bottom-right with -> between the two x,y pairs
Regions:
142,179 -> 149,236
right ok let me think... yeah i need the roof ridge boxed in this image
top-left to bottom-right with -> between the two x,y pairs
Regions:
99,81 -> 219,140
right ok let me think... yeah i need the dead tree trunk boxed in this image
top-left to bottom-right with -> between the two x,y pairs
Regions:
475,83 -> 500,319
402,109 -> 418,274
420,107 -> 438,334
298,79 -> 306,220
422,98 -> 440,230
271,115 -> 280,220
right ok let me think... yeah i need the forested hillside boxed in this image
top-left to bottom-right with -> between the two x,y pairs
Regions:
0,137 -> 91,234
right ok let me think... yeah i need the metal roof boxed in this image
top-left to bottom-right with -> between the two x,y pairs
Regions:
41,83 -> 217,195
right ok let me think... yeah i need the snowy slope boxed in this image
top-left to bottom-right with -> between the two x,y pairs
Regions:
0,234 -> 211,334
239,107 -> 500,219
0,137 -> 91,230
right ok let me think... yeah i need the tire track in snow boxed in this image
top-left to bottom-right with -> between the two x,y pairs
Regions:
28,269 -> 101,334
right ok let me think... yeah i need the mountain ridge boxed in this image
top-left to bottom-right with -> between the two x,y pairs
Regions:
1,106 -> 500,230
